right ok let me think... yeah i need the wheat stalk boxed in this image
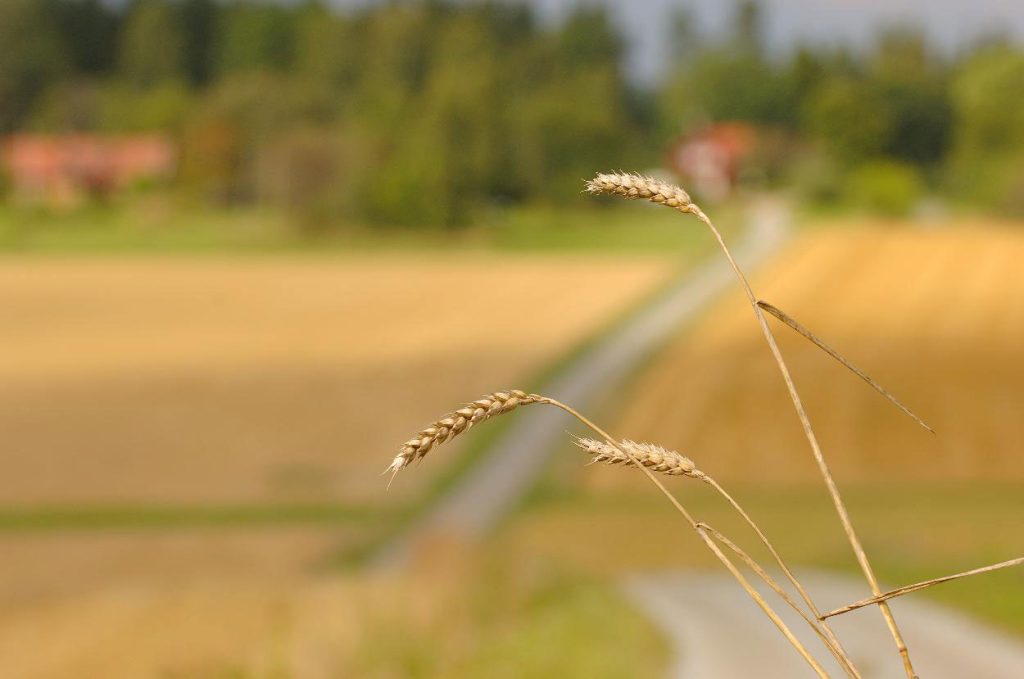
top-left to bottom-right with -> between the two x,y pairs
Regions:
573,437 -> 700,477
588,171 -> 919,678
697,522 -> 861,678
387,390 -> 540,478
699,474 -> 856,672
575,436 -> 859,677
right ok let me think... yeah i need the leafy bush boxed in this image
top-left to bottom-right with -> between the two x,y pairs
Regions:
845,160 -> 925,216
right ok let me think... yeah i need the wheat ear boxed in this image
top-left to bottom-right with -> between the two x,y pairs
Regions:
588,172 -> 918,678
585,172 -> 694,212
387,390 -> 540,478
573,437 -> 701,477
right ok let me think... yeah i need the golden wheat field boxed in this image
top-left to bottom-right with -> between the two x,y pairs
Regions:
0,254 -> 675,506
501,219 -> 1024,632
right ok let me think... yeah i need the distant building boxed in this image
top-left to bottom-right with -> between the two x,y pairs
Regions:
2,135 -> 176,206
666,123 -> 755,201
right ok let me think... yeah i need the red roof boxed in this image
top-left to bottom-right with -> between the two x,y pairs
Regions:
666,122 -> 757,198
3,134 -> 176,197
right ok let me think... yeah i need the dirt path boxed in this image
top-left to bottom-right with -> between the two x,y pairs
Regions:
624,570 -> 1024,678
372,199 -> 791,568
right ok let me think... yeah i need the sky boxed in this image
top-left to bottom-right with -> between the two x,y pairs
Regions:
328,0 -> 1024,85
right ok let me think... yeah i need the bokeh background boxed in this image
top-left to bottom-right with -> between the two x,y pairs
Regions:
1,0 -> 1023,676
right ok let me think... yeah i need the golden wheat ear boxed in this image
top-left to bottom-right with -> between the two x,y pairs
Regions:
386,390 -> 540,478
572,436 -> 702,477
585,173 -> 694,212
757,300 -> 934,434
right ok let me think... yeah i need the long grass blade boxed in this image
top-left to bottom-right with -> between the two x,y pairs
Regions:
822,556 -> 1024,619
757,300 -> 934,434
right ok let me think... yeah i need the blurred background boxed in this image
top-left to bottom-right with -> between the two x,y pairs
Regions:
1,0 -> 1023,676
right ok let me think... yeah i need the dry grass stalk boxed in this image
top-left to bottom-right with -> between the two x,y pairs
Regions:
588,172 -> 919,678
698,522 -> 861,679
576,433 -> 858,671
387,390 -> 540,477
574,435 -> 855,673
757,300 -> 934,433
822,556 -> 1024,619
699,475 -> 854,670
537,397 -> 830,679
572,437 -> 700,477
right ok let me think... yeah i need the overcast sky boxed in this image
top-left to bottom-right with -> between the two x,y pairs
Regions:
327,0 -> 1024,84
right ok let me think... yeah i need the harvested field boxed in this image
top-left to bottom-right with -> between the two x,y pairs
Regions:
0,254 -> 675,506
0,252 -> 677,678
606,222 -> 1024,486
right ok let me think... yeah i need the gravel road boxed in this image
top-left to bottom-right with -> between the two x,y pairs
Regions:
624,570 -> 1024,678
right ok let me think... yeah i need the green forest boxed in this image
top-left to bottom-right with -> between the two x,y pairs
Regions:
3,0 -> 1024,227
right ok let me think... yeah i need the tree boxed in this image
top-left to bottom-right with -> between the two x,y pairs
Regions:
732,0 -> 765,56
666,5 -> 701,63
659,1 -> 794,131
356,8 -> 508,225
510,7 -> 636,201
218,2 -> 297,75
950,46 -> 1024,156
870,30 -> 952,165
803,77 -> 893,166
947,45 -> 1024,210
180,0 -> 220,86
292,3 -> 355,89
49,0 -> 119,75
0,0 -> 68,132
118,0 -> 186,88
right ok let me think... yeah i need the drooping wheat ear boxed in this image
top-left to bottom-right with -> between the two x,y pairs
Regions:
573,437 -> 702,477
387,390 -> 540,475
585,173 -> 694,213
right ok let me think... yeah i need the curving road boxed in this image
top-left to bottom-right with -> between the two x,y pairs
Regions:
624,570 -> 1024,678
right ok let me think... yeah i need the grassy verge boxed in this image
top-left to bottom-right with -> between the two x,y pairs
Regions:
353,561 -> 667,679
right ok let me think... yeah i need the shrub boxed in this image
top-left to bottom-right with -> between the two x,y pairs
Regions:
845,160 -> 925,217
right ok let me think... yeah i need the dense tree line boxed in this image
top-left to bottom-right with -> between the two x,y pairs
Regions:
2,0 -> 1023,223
